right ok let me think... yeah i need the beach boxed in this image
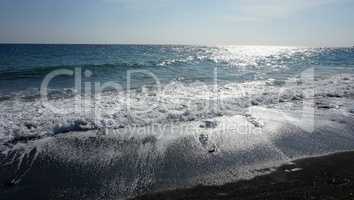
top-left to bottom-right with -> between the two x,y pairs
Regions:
2,149 -> 354,200
133,151 -> 354,200
1,0 -> 354,198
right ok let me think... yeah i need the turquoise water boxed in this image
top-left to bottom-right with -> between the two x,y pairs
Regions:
1,44 -> 353,96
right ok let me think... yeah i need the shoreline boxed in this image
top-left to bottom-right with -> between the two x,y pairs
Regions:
132,151 -> 354,200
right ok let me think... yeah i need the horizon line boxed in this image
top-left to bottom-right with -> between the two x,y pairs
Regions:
0,42 -> 352,48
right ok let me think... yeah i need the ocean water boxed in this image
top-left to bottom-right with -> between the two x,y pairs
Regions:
1,44 -> 352,94
1,44 -> 354,199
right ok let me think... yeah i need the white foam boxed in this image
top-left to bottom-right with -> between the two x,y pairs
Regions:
1,74 -> 353,147
1,74 -> 354,198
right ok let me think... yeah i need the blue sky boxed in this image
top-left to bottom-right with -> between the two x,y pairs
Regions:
0,0 -> 353,46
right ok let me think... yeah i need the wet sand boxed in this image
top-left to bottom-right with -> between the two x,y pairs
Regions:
133,151 -> 354,200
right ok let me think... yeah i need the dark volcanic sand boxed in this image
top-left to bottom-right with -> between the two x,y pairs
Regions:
133,151 -> 354,200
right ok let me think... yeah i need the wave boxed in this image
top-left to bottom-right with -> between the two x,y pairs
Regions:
1,73 -> 354,150
1,73 -> 354,199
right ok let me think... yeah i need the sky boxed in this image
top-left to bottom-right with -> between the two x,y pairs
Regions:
0,0 -> 353,46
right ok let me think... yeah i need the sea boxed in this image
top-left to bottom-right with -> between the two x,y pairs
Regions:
1,44 -> 354,199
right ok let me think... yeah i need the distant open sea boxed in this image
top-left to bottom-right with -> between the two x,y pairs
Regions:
0,44 -> 353,95
1,44 -> 354,199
